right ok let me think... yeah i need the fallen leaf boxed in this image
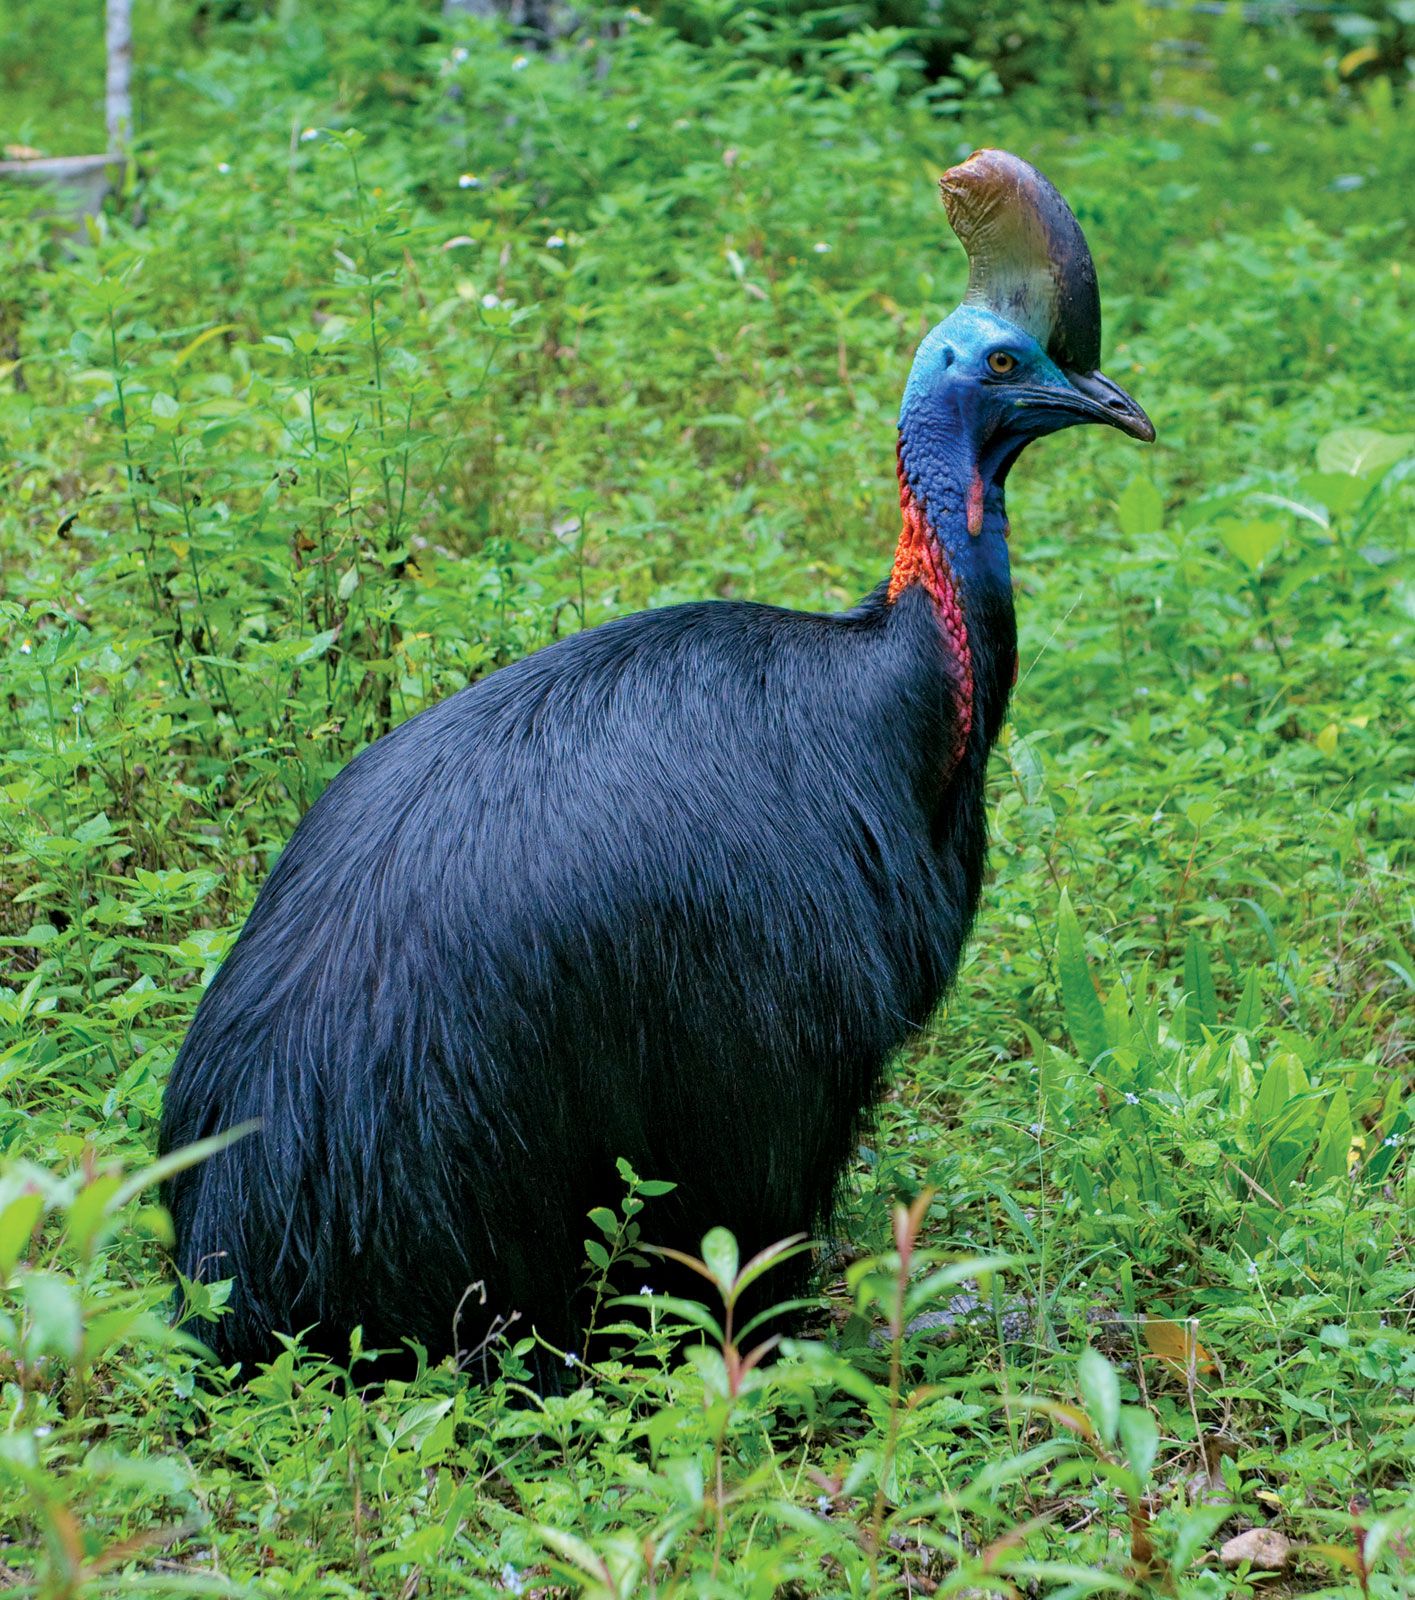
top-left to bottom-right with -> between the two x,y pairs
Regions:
1143,1315 -> 1217,1377
1220,1527 -> 1292,1570
1308,1542 -> 1363,1575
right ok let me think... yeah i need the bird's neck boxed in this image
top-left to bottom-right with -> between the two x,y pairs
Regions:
888,426 -> 1016,759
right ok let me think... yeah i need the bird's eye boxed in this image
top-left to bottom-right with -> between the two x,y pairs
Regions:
987,351 -> 1018,375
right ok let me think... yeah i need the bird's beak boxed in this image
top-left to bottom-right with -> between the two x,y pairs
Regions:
1059,368 -> 1156,442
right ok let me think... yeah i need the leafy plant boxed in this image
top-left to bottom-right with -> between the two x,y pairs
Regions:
0,1 -> 1410,1593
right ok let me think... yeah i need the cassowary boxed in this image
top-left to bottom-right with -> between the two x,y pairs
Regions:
159,150 -> 1153,1382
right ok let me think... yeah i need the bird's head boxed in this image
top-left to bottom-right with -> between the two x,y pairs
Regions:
902,149 -> 1154,466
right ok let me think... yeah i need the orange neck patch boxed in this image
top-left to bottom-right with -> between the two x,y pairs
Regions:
888,448 -> 975,764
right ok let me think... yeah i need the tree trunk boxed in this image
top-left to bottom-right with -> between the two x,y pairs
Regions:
106,0 -> 133,152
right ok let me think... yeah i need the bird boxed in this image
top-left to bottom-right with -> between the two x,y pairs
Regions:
158,149 -> 1153,1386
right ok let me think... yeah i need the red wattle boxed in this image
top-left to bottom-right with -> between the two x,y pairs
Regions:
887,450 -> 974,766
966,471 -> 985,537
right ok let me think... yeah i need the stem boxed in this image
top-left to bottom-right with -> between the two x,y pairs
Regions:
303,351 -> 337,714
169,434 -> 240,732
1252,575 -> 1288,672
108,309 -> 188,692
39,664 -> 97,1009
347,144 -> 400,736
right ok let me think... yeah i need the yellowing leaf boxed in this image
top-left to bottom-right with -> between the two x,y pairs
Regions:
1339,44 -> 1381,76
1142,1315 -> 1216,1378
172,323 -> 238,369
1046,1400 -> 1097,1441
1308,1542 -> 1363,1575
1315,723 -> 1339,758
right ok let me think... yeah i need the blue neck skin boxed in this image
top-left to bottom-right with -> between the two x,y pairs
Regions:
897,394 -> 1015,598
895,309 -> 1025,601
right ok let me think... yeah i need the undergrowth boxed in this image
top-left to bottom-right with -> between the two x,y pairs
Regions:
0,1 -> 1411,1594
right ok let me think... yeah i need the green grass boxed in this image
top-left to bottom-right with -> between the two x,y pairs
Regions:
0,2 -> 1411,1594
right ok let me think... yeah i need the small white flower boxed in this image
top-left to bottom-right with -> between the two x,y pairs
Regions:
217,161 -> 231,174
19,640 -> 32,655
816,1494 -> 831,1512
1029,1121 -> 1044,1137
458,172 -> 482,190
500,1565 -> 525,1596
1383,1134 -> 1402,1148
35,1425 -> 52,1438
300,127 -> 319,143
481,292 -> 501,309
512,54 -> 529,70
564,1351 -> 577,1366
71,701 -> 83,716
813,241 -> 830,254
1246,1261 -> 1259,1278
1124,1092 -> 1140,1106
545,234 -> 565,249
451,45 -> 469,63
626,116 -> 641,131
639,1284 -> 653,1296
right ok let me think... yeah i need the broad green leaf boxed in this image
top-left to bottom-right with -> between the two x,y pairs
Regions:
21,1272 -> 82,1360
1118,1404 -> 1159,1485
63,1171 -> 125,1259
1248,489 -> 1328,529
1056,891 -> 1109,1065
1218,517 -> 1284,572
1315,426 -> 1412,478
1103,980 -> 1131,1059
0,1192 -> 44,1279
1234,967 -> 1263,1034
1116,477 -> 1164,536
1312,1087 -> 1353,1186
1183,932 -> 1218,1042
1076,1346 -> 1120,1446
700,1226 -> 739,1295
1253,1052 -> 1306,1129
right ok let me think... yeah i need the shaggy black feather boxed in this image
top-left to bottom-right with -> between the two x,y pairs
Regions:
159,572 -> 1017,1381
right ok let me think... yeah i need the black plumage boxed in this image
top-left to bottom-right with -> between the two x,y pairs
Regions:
161,581 -> 1012,1377
158,148 -> 1150,1381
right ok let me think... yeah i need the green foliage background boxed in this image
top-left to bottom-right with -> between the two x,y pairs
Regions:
0,0 -> 1411,1594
